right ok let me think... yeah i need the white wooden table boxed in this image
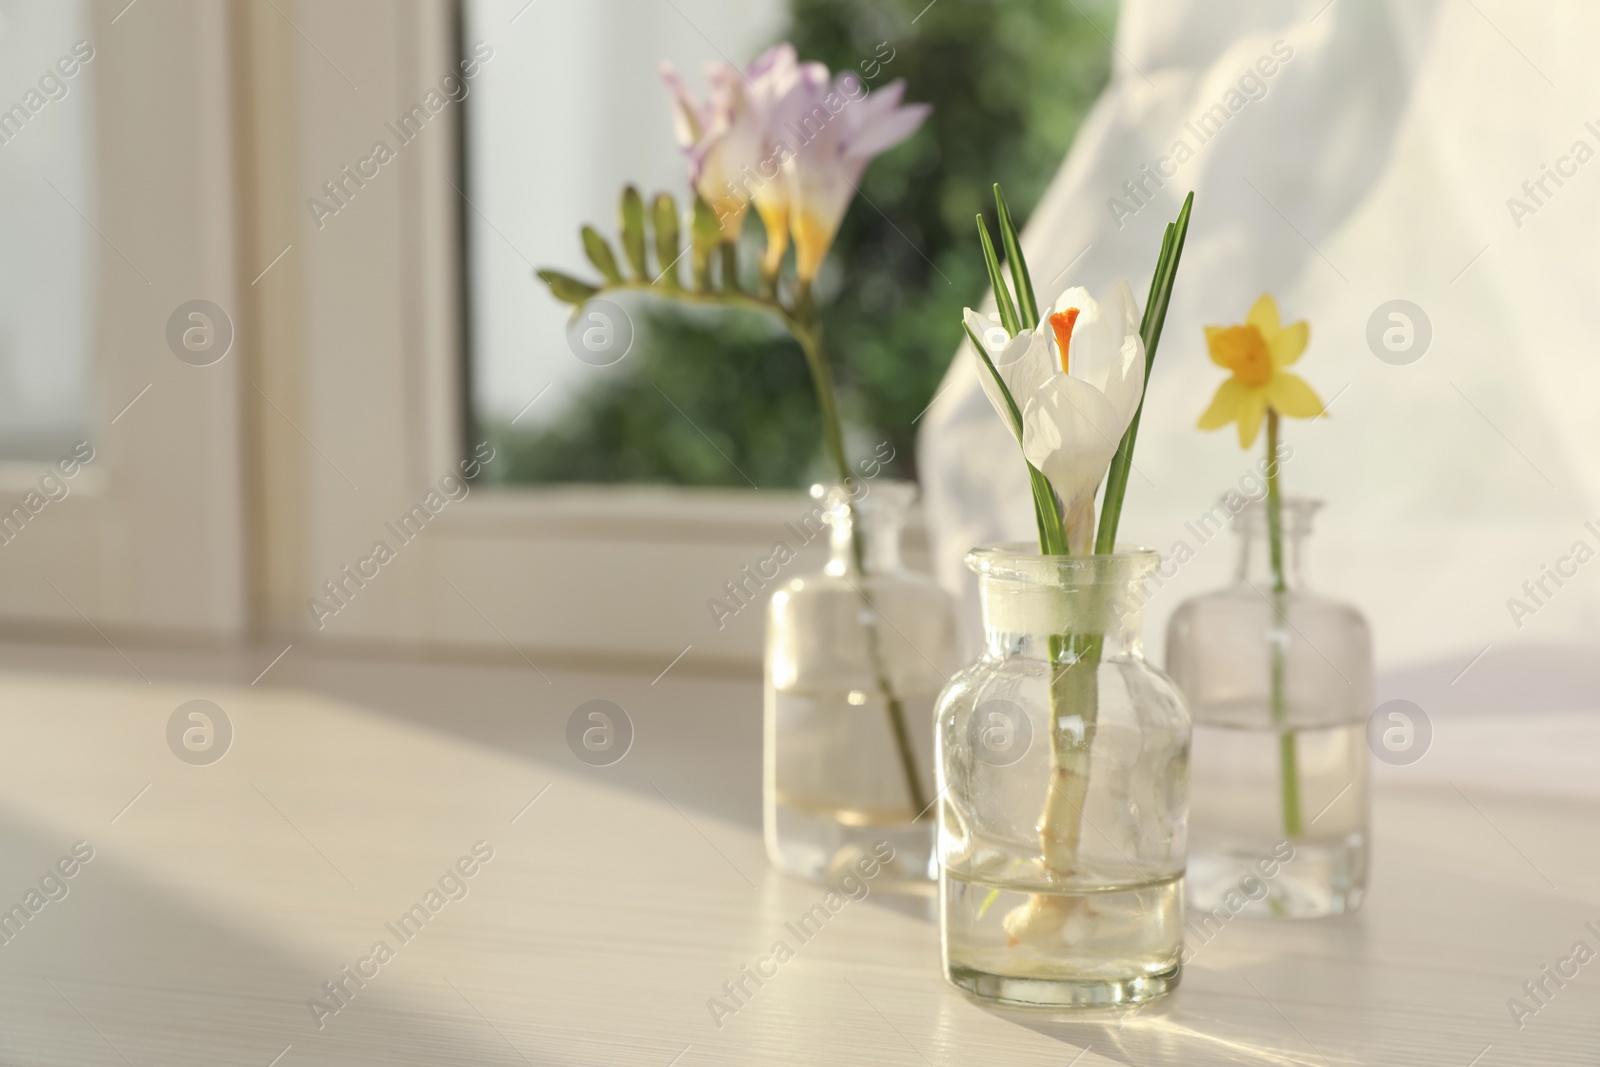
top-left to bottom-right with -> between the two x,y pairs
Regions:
0,640 -> 1594,1066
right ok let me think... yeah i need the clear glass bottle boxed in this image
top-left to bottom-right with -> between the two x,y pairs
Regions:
936,546 -> 1190,1009
1166,498 -> 1372,919
764,481 -> 959,885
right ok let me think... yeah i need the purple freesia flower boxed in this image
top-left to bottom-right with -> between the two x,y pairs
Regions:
776,66 -> 929,281
660,47 -> 793,245
661,44 -> 929,281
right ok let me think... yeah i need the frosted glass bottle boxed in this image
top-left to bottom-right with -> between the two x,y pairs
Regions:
1166,499 -> 1372,918
764,482 -> 959,885
936,546 -> 1190,1008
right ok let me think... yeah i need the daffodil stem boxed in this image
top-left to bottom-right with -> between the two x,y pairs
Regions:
793,310 -> 928,822
1265,411 -> 1303,838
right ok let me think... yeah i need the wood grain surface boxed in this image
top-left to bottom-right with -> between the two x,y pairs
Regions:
0,640 -> 1592,1066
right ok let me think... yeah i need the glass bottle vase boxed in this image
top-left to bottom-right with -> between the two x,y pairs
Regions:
764,481 -> 959,885
935,545 -> 1190,1008
1165,498 -> 1372,919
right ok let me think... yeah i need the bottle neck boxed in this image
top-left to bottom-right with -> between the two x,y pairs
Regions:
826,502 -> 905,576
982,625 -> 1142,663
976,571 -> 1149,662
1236,526 -> 1308,591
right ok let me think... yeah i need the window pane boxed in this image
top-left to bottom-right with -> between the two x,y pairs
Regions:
0,1 -> 94,461
462,0 -> 787,484
461,0 -> 1113,489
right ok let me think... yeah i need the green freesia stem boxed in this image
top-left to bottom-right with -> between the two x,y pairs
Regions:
793,297 -> 929,822
790,290 -> 850,488
540,232 -> 929,823
1265,411 -> 1303,837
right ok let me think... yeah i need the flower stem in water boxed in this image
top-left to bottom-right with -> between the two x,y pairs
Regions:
795,317 -> 928,820
1265,412 -> 1303,837
1040,632 -> 1102,873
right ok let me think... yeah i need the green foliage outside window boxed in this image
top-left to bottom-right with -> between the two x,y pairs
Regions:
484,0 -> 1115,488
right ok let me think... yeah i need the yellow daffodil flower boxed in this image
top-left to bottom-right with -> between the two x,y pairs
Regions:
1197,294 -> 1323,448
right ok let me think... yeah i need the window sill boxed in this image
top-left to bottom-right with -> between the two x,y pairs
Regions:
304,482 -> 930,669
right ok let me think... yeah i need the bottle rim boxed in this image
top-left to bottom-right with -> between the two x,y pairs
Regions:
1233,495 -> 1322,535
965,543 -> 1161,585
811,478 -> 917,518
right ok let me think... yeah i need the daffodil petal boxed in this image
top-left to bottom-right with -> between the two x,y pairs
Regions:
1236,387 -> 1269,449
1246,294 -> 1280,335
1269,319 -> 1309,367
1267,370 -> 1324,419
1197,378 -> 1246,429
1204,325 -> 1233,368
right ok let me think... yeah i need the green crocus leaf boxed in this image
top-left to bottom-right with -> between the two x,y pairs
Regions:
976,214 -> 1020,337
994,184 -> 1038,330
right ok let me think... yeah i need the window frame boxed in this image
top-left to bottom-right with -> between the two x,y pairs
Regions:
252,0 -> 940,673
0,0 -> 249,644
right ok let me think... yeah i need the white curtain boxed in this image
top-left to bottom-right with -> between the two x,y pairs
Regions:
920,0 -> 1600,688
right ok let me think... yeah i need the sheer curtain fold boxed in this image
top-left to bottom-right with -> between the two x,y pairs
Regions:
920,0 -> 1600,680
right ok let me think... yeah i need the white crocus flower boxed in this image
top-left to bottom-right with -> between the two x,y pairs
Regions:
964,281 -> 1146,554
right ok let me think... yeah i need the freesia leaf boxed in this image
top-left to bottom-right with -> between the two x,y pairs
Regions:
976,215 -> 1020,336
994,185 -> 1038,330
620,186 -> 649,281
581,225 -> 624,285
536,268 -> 598,306
653,193 -> 681,291
691,196 -> 719,293
1094,191 -> 1194,554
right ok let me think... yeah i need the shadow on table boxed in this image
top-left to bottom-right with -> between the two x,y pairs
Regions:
285,654 -> 769,837
996,1000 -> 1326,1067
0,640 -> 769,838
0,812 -> 594,1065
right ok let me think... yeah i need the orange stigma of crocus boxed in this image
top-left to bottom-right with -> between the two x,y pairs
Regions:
1049,308 -> 1080,374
